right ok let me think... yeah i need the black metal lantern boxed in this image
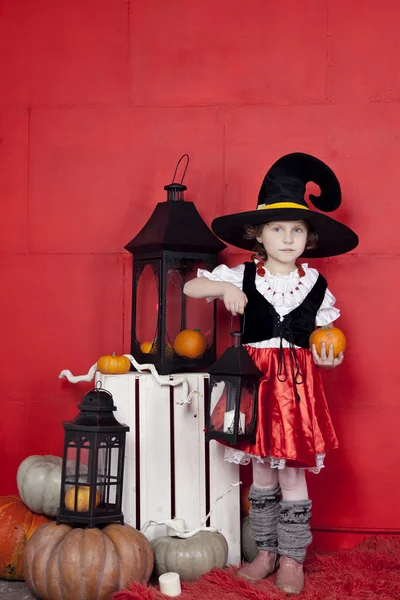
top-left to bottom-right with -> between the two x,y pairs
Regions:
57,385 -> 129,528
125,155 -> 226,375
205,332 -> 263,445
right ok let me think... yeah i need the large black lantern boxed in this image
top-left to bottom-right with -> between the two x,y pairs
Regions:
205,332 -> 263,445
57,385 -> 129,528
125,155 -> 226,375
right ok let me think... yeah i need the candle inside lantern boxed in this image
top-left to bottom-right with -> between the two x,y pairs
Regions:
223,410 -> 245,434
159,572 -> 181,596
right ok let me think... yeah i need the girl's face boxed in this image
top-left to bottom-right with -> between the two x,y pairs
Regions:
256,220 -> 308,265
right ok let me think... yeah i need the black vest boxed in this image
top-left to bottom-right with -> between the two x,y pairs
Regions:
240,262 -> 327,347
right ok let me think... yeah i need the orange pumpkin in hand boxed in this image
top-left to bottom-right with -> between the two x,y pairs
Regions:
173,329 -> 208,359
310,326 -> 346,358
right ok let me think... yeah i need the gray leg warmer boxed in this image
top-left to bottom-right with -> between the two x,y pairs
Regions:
277,499 -> 312,563
248,484 -> 281,553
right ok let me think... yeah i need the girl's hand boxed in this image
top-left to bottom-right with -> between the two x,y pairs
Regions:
312,342 -> 344,369
222,283 -> 248,316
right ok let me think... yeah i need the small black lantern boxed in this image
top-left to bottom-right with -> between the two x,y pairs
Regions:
57,385 -> 129,528
205,332 -> 263,445
125,155 -> 226,375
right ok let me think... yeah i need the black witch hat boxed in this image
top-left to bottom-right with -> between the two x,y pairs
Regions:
212,153 -> 358,258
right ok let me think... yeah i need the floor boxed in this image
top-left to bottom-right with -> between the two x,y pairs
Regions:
0,581 -> 38,599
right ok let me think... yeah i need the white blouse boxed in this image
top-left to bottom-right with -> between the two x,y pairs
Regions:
198,261 -> 340,349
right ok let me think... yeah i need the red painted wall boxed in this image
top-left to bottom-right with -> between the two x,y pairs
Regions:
1,0 -> 399,551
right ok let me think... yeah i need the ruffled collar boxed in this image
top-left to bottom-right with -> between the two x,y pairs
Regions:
253,260 -> 318,308
254,259 -> 308,279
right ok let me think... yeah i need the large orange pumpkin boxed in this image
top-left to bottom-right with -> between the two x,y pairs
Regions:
173,329 -> 208,359
97,353 -> 130,374
23,521 -> 154,600
310,326 -> 346,358
0,495 -> 51,580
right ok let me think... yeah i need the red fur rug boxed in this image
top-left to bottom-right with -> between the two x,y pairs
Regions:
112,536 -> 400,600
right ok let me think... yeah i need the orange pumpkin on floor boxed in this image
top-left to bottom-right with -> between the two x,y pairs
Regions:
309,326 -> 346,358
23,522 -> 154,600
0,495 -> 51,580
173,329 -> 208,359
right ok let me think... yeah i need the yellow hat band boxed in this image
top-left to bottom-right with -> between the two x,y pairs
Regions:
257,202 -> 309,211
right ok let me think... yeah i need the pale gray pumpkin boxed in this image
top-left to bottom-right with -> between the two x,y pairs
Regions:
151,531 -> 228,581
17,455 -> 63,517
241,516 -> 257,562
17,455 -> 84,517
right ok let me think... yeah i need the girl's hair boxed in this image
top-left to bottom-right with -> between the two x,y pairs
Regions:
243,222 -> 318,261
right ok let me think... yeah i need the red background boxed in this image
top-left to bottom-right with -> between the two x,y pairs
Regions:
1,0 -> 398,551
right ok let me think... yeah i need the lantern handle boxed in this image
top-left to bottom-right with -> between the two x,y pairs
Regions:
171,154 -> 190,185
230,313 -> 246,342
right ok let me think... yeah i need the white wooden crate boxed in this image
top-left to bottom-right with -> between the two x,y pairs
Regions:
95,371 -> 241,566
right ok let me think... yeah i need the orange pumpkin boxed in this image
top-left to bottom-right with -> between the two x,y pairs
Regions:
140,341 -> 154,354
141,341 -> 174,356
64,486 -> 100,512
23,522 -> 154,600
310,326 -> 346,358
0,495 -> 51,580
173,329 -> 208,359
97,352 -> 130,374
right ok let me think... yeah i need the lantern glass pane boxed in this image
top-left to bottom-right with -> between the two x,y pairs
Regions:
66,438 -> 91,484
240,380 -> 258,434
97,437 -> 120,506
165,268 -> 182,348
136,264 -> 158,351
184,261 -> 214,347
209,380 -> 243,434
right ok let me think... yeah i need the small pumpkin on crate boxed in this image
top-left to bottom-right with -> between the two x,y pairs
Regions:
23,522 -> 154,600
151,530 -> 228,581
97,352 -> 131,374
173,328 -> 208,359
0,496 -> 51,580
309,326 -> 347,358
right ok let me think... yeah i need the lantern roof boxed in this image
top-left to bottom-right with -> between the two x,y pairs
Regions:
63,388 -> 129,433
208,332 -> 263,378
125,183 -> 226,255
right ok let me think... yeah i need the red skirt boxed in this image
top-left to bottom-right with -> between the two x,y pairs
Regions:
221,347 -> 338,469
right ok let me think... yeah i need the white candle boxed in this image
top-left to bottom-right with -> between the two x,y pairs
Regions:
166,518 -> 186,537
223,410 -> 245,433
159,572 -> 181,596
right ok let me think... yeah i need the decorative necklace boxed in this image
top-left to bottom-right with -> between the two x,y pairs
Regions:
256,259 -> 306,279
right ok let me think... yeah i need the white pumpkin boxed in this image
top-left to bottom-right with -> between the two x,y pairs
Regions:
16,455 -> 85,517
17,455 -> 64,516
151,531 -> 228,581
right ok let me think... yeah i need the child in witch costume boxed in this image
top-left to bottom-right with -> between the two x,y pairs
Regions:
184,153 -> 358,595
